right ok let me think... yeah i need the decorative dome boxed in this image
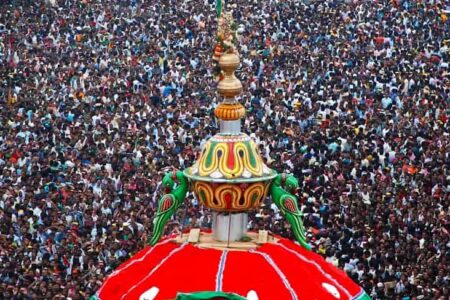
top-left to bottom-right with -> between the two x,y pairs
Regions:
97,233 -> 371,300
184,134 -> 275,182
184,133 -> 276,212
191,180 -> 271,212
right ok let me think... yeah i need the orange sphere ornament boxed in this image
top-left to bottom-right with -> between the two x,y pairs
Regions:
213,43 -> 223,61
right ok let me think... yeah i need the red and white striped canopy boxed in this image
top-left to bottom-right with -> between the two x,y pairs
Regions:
97,235 -> 370,300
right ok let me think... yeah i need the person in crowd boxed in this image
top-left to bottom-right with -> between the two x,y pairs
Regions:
0,0 -> 448,299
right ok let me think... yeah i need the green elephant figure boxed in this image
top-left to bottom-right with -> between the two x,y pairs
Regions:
149,170 -> 189,246
270,173 -> 311,250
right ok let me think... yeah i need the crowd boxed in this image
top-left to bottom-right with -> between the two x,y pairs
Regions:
0,0 -> 449,299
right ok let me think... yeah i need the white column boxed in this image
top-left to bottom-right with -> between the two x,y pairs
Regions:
212,212 -> 248,242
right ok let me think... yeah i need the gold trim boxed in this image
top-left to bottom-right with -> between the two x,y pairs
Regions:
214,103 -> 246,120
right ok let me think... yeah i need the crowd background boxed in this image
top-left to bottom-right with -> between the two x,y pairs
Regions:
0,0 -> 449,299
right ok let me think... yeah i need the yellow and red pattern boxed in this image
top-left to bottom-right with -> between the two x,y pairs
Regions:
194,181 -> 217,207
193,181 -> 270,212
243,183 -> 265,208
214,184 -> 242,209
192,134 -> 269,179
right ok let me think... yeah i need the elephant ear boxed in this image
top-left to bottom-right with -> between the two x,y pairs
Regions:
216,0 -> 223,18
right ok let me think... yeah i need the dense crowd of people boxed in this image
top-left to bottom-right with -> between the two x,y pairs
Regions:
0,0 -> 449,299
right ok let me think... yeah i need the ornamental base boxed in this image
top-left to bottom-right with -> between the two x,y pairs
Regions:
212,212 -> 248,242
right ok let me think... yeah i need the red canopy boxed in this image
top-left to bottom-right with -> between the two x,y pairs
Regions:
97,235 -> 370,300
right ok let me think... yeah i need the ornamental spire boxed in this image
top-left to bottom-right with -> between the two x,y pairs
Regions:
212,2 -> 245,124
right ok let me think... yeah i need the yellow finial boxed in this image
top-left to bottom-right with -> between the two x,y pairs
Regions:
213,9 -> 245,121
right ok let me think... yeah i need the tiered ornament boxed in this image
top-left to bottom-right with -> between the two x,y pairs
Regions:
97,2 -> 372,299
150,3 -> 310,251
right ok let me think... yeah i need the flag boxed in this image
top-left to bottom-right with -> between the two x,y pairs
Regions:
216,0 -> 223,18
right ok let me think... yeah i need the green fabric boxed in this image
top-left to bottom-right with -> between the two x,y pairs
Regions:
176,291 -> 246,300
354,291 -> 372,300
216,0 -> 223,18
